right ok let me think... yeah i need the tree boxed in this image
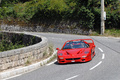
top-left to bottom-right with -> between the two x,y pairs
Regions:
0,0 -> 1,6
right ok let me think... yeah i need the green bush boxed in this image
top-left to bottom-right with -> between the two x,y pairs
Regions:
0,39 -> 25,52
105,1 -> 120,29
0,0 -> 120,30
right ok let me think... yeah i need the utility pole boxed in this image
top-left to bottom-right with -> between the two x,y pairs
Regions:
101,0 -> 105,35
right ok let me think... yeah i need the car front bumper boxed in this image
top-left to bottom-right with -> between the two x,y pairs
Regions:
57,55 -> 91,64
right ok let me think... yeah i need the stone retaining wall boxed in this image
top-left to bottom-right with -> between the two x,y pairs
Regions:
0,32 -> 48,71
0,23 -> 91,35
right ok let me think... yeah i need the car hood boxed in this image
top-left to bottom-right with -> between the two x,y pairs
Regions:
58,48 -> 87,56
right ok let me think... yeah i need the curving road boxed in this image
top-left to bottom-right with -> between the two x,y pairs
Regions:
8,32 -> 120,80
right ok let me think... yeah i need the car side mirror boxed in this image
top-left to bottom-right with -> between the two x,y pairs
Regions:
56,48 -> 60,50
93,45 -> 95,47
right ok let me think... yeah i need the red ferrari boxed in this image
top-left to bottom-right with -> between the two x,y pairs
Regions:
56,39 -> 95,64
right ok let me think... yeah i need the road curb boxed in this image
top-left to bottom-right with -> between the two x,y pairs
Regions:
0,50 -> 57,80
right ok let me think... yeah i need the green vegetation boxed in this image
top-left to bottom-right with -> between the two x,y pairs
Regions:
0,33 -> 38,52
0,0 -> 119,30
0,39 -> 25,52
48,43 -> 54,56
25,43 -> 55,66
47,55 -> 57,64
25,59 -> 31,66
104,29 -> 120,37
90,29 -> 120,37
43,43 -> 54,58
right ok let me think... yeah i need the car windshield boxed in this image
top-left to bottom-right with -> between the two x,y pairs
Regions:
62,41 -> 88,50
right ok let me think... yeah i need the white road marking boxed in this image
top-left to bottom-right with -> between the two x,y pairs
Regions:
89,61 -> 102,70
46,60 -> 57,66
98,47 -> 103,52
102,54 -> 105,59
65,75 -> 79,80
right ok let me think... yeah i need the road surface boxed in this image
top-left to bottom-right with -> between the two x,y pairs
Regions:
8,32 -> 120,80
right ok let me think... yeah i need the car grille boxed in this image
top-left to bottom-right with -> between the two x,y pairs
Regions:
66,58 -> 80,60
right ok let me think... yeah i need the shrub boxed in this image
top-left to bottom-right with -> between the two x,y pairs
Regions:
0,0 -> 120,30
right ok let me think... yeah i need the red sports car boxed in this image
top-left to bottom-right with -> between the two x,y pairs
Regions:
56,39 -> 95,64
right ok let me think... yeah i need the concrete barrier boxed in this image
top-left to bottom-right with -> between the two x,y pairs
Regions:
0,31 -> 49,71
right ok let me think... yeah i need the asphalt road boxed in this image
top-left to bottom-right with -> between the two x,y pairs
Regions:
8,32 -> 120,80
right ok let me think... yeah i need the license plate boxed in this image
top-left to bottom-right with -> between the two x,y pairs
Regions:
71,60 -> 75,62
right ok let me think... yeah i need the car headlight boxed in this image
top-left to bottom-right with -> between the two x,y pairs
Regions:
82,56 -> 87,58
59,57 -> 64,59
58,53 -> 63,56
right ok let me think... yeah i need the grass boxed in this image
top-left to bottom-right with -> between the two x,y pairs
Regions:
90,29 -> 120,37
47,55 -> 57,64
43,51 -> 47,57
89,31 -> 100,36
24,43 -> 55,66
0,40 -> 25,52
48,43 -> 54,56
104,29 -> 120,37
43,43 -> 54,58
25,59 -> 31,66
